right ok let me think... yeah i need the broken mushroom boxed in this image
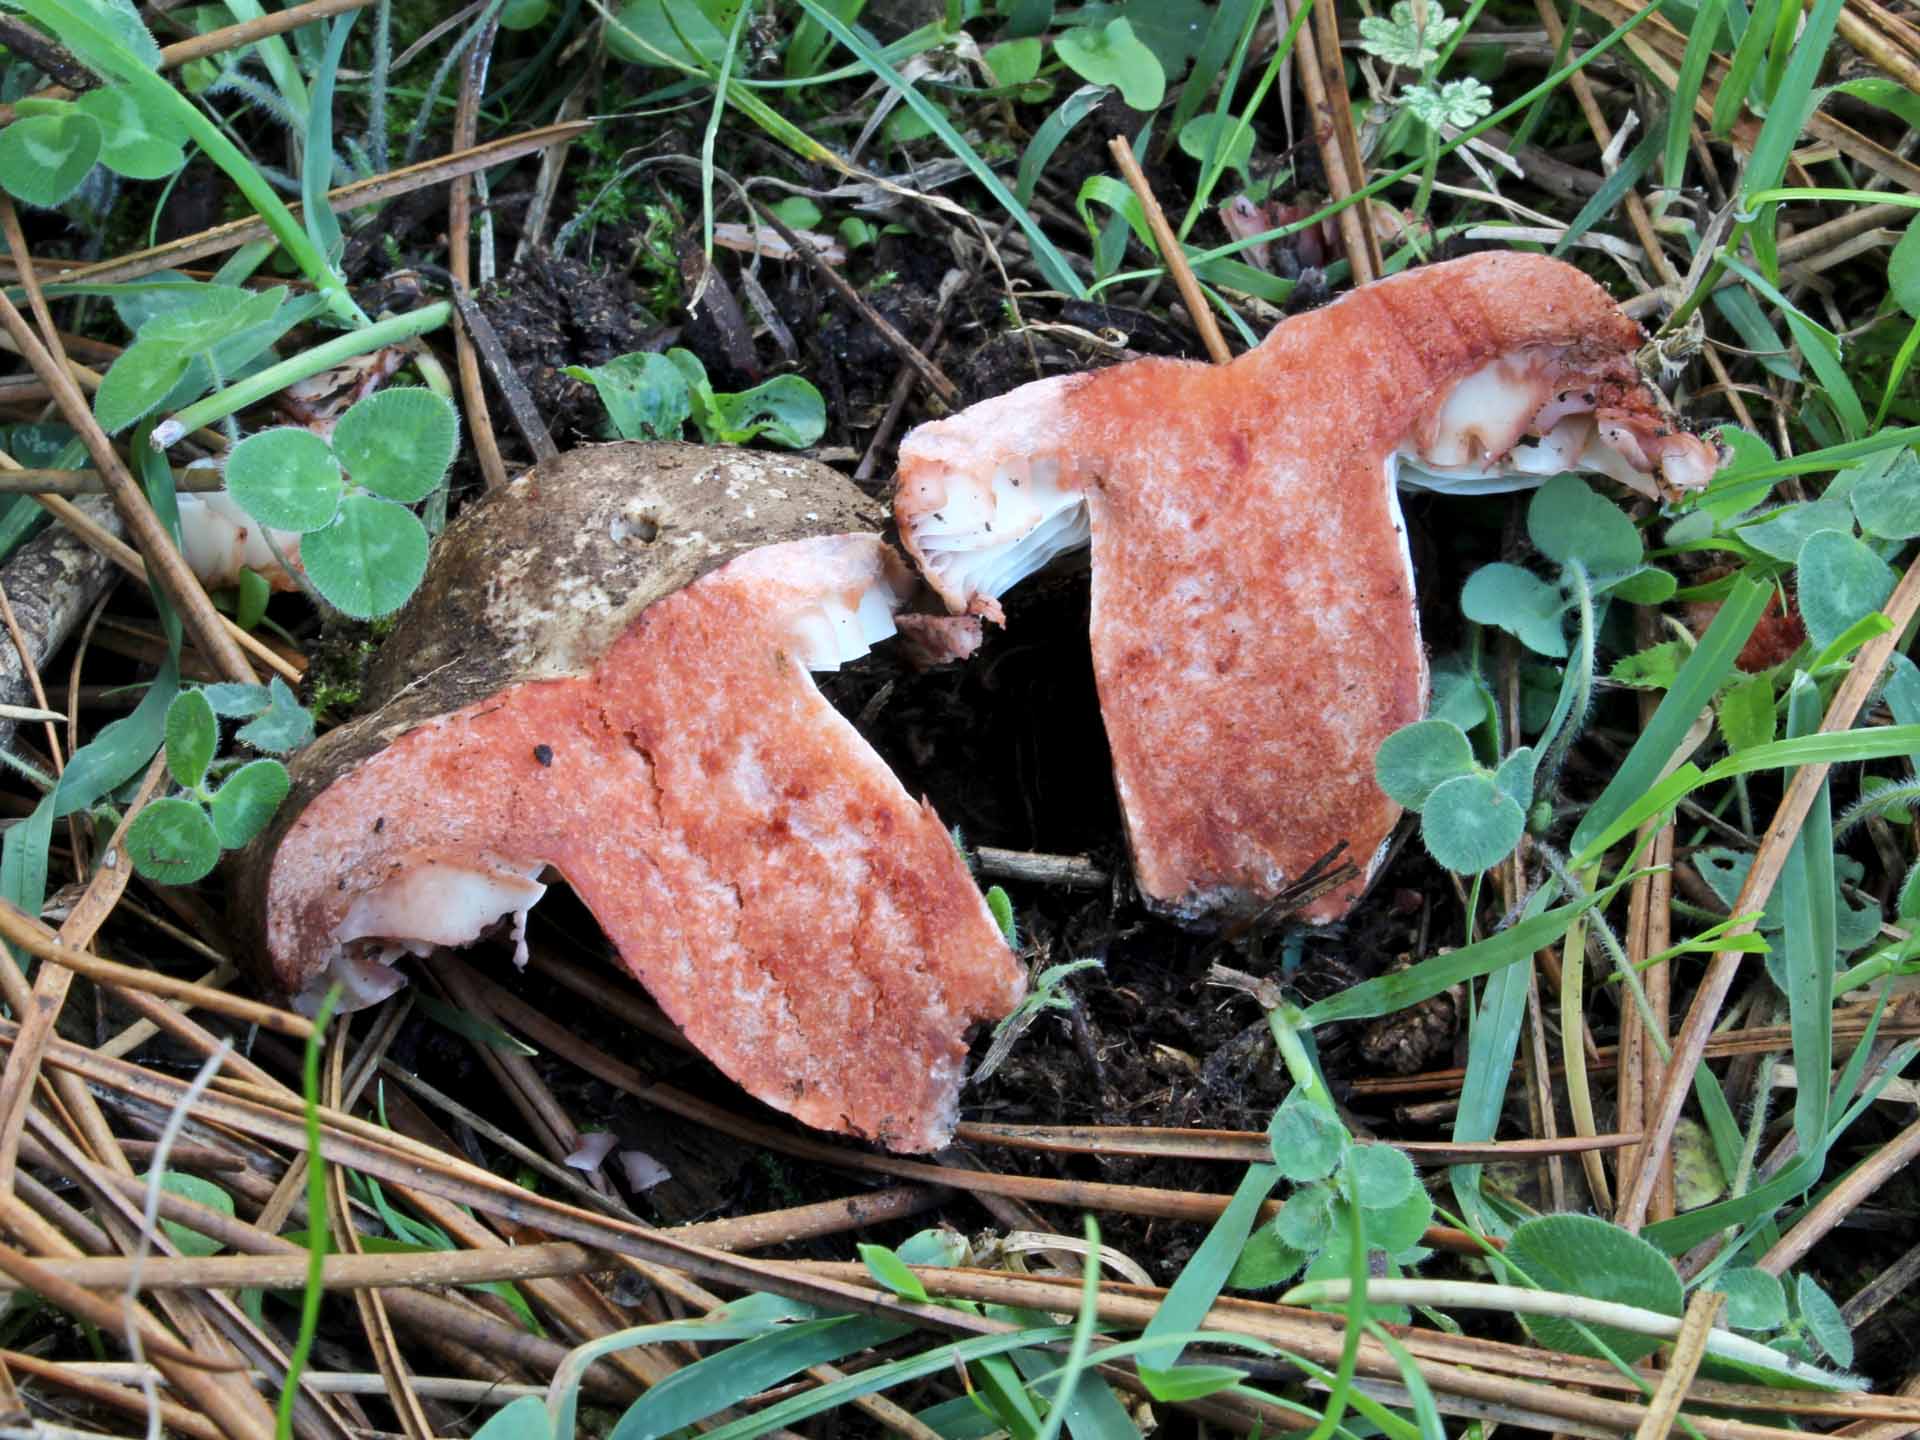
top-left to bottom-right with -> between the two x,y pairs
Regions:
894,252 -> 1724,926
241,441 -> 1024,1152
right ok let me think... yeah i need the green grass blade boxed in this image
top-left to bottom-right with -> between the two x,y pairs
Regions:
1570,575 -> 1769,863
303,11 -> 358,263
613,1316 -> 909,1440
790,0 -> 1088,296
1017,84 -> 1109,206
1663,0 -> 1724,191
1554,128 -> 1657,257
1449,950 -> 1534,1234
1136,1163 -> 1281,1385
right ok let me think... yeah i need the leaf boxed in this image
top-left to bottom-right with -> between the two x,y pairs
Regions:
1493,745 -> 1537,812
1606,565 -> 1678,604
301,496 -> 429,619
137,1171 -> 234,1256
1177,113 -> 1254,179
1611,641 -> 1683,690
985,885 -> 1017,947
565,352 -> 692,441
1719,674 -> 1776,752
1055,19 -> 1165,110
1503,1213 -> 1682,1363
1795,529 -> 1894,653
200,682 -> 272,719
1374,720 -> 1476,810
1848,447 -> 1920,539
74,84 -> 187,179
1357,0 -> 1461,65
1718,1267 -> 1787,1331
124,797 -> 220,885
1461,563 -> 1566,657
767,196 -> 821,230
704,375 -> 827,448
0,108 -> 103,208
985,37 -> 1043,85
1226,1222 -> 1308,1290
1527,473 -> 1643,577
1351,1143 -> 1416,1210
499,0 -> 551,28
225,427 -> 344,532
1402,77 -> 1493,129
605,0 -> 741,66
93,336 -> 191,433
209,759 -> 290,848
141,285 -> 285,351
1893,217 -> 1920,321
473,1396 -> 550,1440
858,1243 -> 928,1303
1796,1274 -> 1853,1367
1274,1180 -> 1335,1252
1366,1180 -> 1434,1253
1267,1089 -> 1348,1183
236,677 -> 315,754
1419,772 -> 1524,874
163,689 -> 218,791
1737,497 -> 1852,560
331,388 -> 460,503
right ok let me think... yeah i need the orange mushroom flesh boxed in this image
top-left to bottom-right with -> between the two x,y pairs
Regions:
894,253 -> 1723,925
247,444 -> 1023,1153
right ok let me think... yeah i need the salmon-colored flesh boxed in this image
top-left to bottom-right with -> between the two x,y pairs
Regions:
897,252 -> 1686,923
267,545 -> 1023,1152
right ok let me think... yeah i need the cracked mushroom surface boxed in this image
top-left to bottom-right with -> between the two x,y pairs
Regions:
241,442 -> 1024,1152
894,252 -> 1723,926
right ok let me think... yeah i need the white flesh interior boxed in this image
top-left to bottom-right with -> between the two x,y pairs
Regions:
787,577 -> 905,671
329,857 -> 548,979
177,490 -> 302,587
1394,355 -> 1677,499
909,455 -> 1089,605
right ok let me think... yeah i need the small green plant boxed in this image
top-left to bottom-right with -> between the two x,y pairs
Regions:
565,348 -> 826,448
223,387 -> 459,618
1375,475 -> 1674,876
124,687 -> 303,884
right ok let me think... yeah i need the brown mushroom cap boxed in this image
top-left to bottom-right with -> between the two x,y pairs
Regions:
241,442 -> 1023,1152
893,253 -> 1724,926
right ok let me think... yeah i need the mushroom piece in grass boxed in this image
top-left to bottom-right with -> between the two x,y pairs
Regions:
239,442 -> 1024,1153
893,253 -> 1725,927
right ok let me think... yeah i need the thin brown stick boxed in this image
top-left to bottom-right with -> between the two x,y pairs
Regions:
1308,0 -> 1380,283
24,491 -> 303,684
1287,0 -> 1375,288
0,901 -> 312,1039
955,1121 -> 1643,1166
1,1349 -> 225,1440
1106,136 -> 1232,363
448,10 -> 508,491
1528,0 -> 1755,434
0,467 -> 225,494
1620,557 -> 1920,1229
0,238 -> 253,685
747,194 -> 961,404
0,122 -> 592,289
1759,1110 -> 1920,1275
1636,1290 -> 1726,1440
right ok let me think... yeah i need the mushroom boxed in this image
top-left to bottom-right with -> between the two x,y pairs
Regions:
240,442 -> 1024,1152
893,252 -> 1724,926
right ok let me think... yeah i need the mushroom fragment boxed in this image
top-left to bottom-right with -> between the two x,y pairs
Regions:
241,442 -> 1023,1152
894,252 -> 1724,926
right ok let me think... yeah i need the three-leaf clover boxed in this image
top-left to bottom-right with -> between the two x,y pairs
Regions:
1357,1 -> 1463,68
1403,77 -> 1494,130
0,85 -> 186,211
125,690 -> 294,885
224,387 -> 458,618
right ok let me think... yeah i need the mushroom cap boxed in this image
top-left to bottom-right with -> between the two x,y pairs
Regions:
893,252 -> 1723,926
242,442 -> 1023,1152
